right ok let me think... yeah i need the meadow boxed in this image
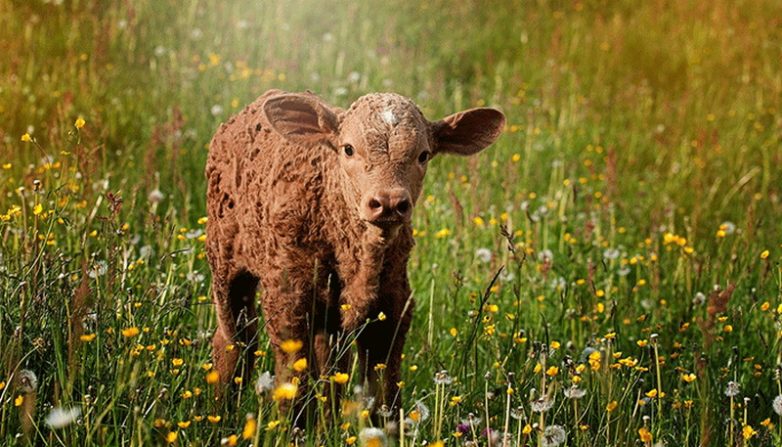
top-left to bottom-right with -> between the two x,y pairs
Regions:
1,0 -> 781,445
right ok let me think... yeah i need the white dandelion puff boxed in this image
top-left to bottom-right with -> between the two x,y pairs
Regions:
542,425 -> 566,447
773,395 -> 782,415
724,381 -> 740,397
359,427 -> 387,446
45,406 -> 81,429
475,248 -> 492,263
255,371 -> 274,394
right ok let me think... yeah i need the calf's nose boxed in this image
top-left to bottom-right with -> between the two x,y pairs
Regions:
363,188 -> 412,222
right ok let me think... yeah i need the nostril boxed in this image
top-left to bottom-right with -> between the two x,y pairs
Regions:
395,199 -> 410,215
368,198 -> 382,210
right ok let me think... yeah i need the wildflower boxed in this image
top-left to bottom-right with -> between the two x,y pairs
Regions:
74,117 -> 86,129
221,434 -> 238,446
272,382 -> 298,400
80,333 -> 97,342
638,427 -> 652,443
177,420 -> 191,428
171,358 -> 184,367
359,427 -> 387,447
44,406 -> 81,429
606,400 -> 618,412
538,249 -> 554,263
541,425 -> 566,447
435,228 -> 451,239
377,312 -> 386,321
531,395 -> 554,413
773,395 -> 782,415
434,370 -> 453,385
743,424 -> 757,440
17,369 -> 38,393
14,395 -> 24,406
255,371 -> 274,394
206,370 -> 220,384
760,250 -> 770,260
242,414 -> 257,439
122,327 -> 140,338
165,431 -> 178,443
546,366 -> 559,377
475,248 -> 492,263
725,381 -> 740,397
563,385 -> 586,399
603,248 -> 620,260
410,401 -> 430,422
522,424 -> 533,434
280,339 -> 303,353
331,372 -> 349,384
208,415 -> 221,423
21,133 -> 32,142
292,358 -> 307,372
148,189 -> 165,204
681,373 -> 697,383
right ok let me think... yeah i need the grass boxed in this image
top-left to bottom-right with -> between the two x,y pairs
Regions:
1,0 -> 781,445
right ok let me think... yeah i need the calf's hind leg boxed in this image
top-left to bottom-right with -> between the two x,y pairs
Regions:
212,270 -> 260,385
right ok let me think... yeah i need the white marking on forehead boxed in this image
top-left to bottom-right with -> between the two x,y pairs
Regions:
381,108 -> 398,126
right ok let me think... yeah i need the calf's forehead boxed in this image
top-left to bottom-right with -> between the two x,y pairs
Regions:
341,93 -> 431,151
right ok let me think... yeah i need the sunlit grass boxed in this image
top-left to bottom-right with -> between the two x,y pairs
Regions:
1,0 -> 781,445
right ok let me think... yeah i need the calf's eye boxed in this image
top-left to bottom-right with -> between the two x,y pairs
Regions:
343,144 -> 354,157
418,151 -> 431,164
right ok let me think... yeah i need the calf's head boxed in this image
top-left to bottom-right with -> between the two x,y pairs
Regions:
263,92 -> 505,233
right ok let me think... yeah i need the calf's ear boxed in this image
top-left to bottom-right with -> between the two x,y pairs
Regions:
431,108 -> 505,156
263,93 -> 339,147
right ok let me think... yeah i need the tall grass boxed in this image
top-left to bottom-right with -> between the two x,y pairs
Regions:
1,0 -> 781,445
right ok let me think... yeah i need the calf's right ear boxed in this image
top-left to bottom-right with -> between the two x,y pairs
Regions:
262,93 -> 340,148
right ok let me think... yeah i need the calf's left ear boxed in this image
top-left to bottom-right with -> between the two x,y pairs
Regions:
431,108 -> 506,156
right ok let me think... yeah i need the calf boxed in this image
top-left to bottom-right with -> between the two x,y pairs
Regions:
205,89 -> 504,419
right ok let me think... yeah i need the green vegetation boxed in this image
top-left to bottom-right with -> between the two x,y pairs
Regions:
1,0 -> 781,445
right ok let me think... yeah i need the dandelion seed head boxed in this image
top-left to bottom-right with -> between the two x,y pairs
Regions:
542,425 -> 566,447
725,381 -> 740,397
45,406 -> 81,429
16,370 -> 38,393
773,395 -> 782,415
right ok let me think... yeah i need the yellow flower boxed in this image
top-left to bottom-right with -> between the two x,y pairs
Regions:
223,434 -> 238,446
207,415 -> 221,423
434,228 -> 451,239
637,340 -> 648,347
266,420 -> 280,430
14,395 -> 24,406
172,358 -> 184,367
33,204 -> 43,215
0,381 -> 5,391
331,372 -> 349,384
681,373 -> 697,383
293,358 -> 307,372
743,424 -> 757,440
80,333 -> 97,342
550,341 -> 561,349
346,436 -> 357,445
522,424 -> 532,435
165,431 -> 178,443
272,382 -> 298,400
606,400 -> 618,412
638,427 -> 652,443
242,416 -> 257,439
177,421 -> 191,428
75,117 -> 86,129
377,312 -> 386,321
21,133 -> 32,142
760,250 -> 770,260
206,370 -> 220,384
545,366 -> 559,377
280,339 -> 303,354
121,327 -> 140,338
